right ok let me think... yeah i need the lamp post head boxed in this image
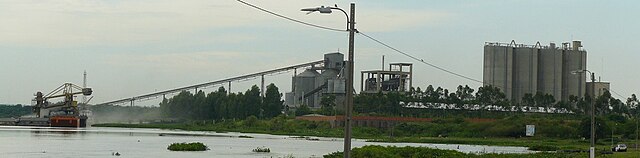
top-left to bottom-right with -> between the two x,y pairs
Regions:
571,70 -> 586,75
301,6 -> 332,14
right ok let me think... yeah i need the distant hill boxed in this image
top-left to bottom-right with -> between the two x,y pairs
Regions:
0,104 -> 32,118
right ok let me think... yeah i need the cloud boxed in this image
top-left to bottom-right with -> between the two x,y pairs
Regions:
0,0 -> 272,46
104,51 -> 248,73
0,0 -> 452,47
357,9 -> 451,32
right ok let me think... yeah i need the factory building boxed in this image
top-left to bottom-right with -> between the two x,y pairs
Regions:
285,52 -> 346,109
360,63 -> 413,93
483,40 -> 587,102
586,81 -> 610,99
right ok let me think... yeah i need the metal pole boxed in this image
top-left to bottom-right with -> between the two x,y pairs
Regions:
590,72 -> 595,158
343,3 -> 355,158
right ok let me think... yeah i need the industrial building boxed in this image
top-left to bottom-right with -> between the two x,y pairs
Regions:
285,52 -> 346,109
483,40 -> 587,102
360,63 -> 413,93
586,81 -> 611,98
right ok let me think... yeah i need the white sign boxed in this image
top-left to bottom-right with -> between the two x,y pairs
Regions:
526,125 -> 535,136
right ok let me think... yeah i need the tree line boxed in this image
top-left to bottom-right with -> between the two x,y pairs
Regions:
352,84 -> 638,118
0,104 -> 32,118
159,84 -> 284,120
158,82 -> 639,121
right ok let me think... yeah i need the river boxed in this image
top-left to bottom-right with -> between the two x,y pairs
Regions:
0,126 -> 533,158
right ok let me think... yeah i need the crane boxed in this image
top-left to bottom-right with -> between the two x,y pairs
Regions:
32,83 -> 92,127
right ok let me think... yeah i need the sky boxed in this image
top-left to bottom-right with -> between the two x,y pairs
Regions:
1,0 -> 638,105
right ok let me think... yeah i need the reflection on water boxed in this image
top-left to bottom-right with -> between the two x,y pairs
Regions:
0,126 -> 534,158
31,129 -> 85,137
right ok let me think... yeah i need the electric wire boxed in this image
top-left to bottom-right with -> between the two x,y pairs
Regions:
236,0 -> 347,32
609,88 -> 627,99
357,31 -> 484,83
236,0 -> 483,83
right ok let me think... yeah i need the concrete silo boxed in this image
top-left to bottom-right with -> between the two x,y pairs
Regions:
483,40 -> 587,103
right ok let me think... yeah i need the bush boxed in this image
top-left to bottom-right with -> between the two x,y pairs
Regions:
324,145 -> 585,158
167,142 -> 209,151
252,146 -> 271,152
243,115 -> 258,127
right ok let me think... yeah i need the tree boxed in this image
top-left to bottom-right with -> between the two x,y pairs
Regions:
455,85 -> 475,103
295,104 -> 312,116
533,92 -> 555,112
628,94 -> 639,118
522,93 -> 535,107
579,116 -> 610,143
263,83 -> 284,118
475,85 -> 507,108
244,85 -> 262,118
320,94 -> 336,115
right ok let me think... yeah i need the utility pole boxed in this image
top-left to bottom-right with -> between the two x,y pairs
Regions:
343,3 -> 355,158
590,72 -> 595,158
300,3 -> 356,157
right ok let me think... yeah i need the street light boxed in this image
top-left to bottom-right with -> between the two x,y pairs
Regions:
572,69 -> 596,158
302,3 -> 356,158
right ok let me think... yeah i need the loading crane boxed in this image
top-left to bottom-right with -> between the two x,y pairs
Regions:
33,83 -> 93,127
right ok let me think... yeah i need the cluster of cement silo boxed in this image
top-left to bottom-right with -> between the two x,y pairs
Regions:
483,40 -> 587,102
285,53 -> 346,109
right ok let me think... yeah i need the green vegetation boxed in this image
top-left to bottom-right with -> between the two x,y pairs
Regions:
0,104 -> 32,118
159,84 -> 287,121
92,83 -> 640,156
252,146 -> 270,153
323,145 -> 588,158
167,142 -> 209,151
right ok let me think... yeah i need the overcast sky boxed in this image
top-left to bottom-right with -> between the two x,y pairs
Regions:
1,0 -> 638,105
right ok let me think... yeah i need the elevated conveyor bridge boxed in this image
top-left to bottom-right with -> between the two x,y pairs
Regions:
98,60 -> 324,106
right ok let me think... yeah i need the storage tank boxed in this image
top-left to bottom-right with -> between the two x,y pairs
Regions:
293,69 -> 319,107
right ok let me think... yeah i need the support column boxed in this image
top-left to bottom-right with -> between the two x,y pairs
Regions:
228,81 -> 232,95
409,64 -> 413,91
360,72 -> 364,92
261,75 -> 265,100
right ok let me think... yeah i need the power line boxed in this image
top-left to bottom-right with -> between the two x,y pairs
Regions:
609,88 -> 627,99
236,0 -> 347,32
357,31 -> 484,83
235,0 -> 482,84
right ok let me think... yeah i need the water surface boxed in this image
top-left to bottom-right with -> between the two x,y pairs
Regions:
0,126 -> 533,158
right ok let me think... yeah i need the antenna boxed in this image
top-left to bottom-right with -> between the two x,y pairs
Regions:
82,71 -> 87,104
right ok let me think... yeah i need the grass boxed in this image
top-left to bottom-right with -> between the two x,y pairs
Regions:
323,145 -> 590,158
167,142 -> 209,151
